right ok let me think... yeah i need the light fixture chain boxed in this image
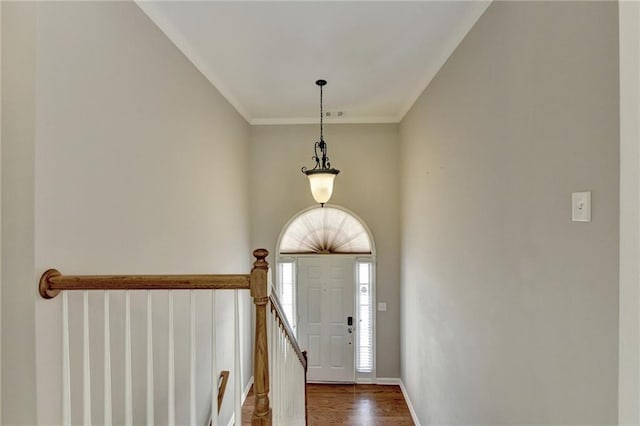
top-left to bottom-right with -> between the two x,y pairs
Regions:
320,83 -> 323,141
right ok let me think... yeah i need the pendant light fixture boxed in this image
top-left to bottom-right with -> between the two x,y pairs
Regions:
301,79 -> 340,207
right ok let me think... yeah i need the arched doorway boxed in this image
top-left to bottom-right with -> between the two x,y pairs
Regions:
276,205 -> 376,383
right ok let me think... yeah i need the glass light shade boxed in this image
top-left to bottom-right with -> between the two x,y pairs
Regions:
307,172 -> 337,204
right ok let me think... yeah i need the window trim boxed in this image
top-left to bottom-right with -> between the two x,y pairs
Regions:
276,256 -> 297,334
353,256 -> 377,381
355,257 -> 376,381
276,204 -> 377,256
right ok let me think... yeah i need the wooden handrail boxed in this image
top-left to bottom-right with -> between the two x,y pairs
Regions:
38,269 -> 250,299
269,293 -> 308,371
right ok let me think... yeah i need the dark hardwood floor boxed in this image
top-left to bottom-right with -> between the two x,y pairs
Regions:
242,383 -> 414,425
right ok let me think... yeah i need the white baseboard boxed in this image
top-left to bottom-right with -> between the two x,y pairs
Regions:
375,377 -> 401,385
351,377 -> 420,424
225,376 -> 254,426
399,379 -> 421,426
308,379 -> 354,384
314,377 -> 400,385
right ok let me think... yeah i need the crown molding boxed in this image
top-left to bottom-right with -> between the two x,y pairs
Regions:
250,116 -> 399,126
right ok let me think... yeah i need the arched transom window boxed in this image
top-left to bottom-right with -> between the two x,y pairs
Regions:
279,207 -> 373,255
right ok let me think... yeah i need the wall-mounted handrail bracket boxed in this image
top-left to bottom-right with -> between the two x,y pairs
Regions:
40,268 -> 62,299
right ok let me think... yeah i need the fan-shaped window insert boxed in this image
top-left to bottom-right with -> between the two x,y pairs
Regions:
279,207 -> 372,254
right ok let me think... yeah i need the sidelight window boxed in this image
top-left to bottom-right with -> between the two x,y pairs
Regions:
356,260 -> 374,373
278,259 -> 296,332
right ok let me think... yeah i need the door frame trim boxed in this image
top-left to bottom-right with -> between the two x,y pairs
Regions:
275,204 -> 378,382
277,253 -> 378,383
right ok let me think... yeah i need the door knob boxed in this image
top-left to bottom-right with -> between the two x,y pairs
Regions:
348,327 -> 353,334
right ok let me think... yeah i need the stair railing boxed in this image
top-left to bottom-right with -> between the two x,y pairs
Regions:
267,290 -> 308,425
38,249 -> 303,425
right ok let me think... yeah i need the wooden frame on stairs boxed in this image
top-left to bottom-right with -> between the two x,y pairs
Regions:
249,249 -> 272,425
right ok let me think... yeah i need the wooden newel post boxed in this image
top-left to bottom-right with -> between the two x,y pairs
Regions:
251,248 -> 272,425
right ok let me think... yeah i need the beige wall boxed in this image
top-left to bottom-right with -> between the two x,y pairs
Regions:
250,123 -> 401,378
619,1 -> 640,423
400,1 -> 619,424
1,3 -> 38,424
3,2 -> 252,424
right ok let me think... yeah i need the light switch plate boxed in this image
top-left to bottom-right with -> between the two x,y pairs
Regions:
377,302 -> 387,312
572,191 -> 591,222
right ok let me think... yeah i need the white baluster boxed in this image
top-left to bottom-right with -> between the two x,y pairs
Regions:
234,290 -> 241,425
288,340 -> 292,421
285,337 -> 289,421
288,352 -> 292,424
190,291 -> 196,426
274,319 -> 279,424
280,325 -> 284,423
211,291 -> 218,426
284,335 -> 288,421
285,332 -> 289,421
273,316 -> 278,424
271,315 -> 279,424
278,330 -> 285,419
280,325 -> 283,422
295,349 -> 298,421
289,343 -> 293,420
298,348 -> 303,422
125,291 -> 133,426
267,308 -> 273,414
268,311 -> 273,423
104,292 -> 112,426
291,345 -> 295,421
168,291 -> 175,426
83,291 -> 92,425
274,319 -> 278,424
146,291 -> 154,426
62,291 -> 71,426
301,351 -> 306,421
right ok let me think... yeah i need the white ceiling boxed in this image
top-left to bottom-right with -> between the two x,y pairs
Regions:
137,1 -> 490,124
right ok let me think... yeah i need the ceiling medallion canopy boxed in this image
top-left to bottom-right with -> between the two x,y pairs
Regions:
301,79 -> 340,207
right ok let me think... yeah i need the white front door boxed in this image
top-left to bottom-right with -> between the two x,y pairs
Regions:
298,256 -> 355,382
